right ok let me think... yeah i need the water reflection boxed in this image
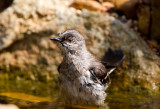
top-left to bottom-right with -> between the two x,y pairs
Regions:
107,92 -> 160,109
0,72 -> 160,109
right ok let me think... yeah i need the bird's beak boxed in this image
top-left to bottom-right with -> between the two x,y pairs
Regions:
50,37 -> 62,42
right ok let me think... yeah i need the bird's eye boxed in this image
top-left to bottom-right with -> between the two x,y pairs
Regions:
68,38 -> 72,42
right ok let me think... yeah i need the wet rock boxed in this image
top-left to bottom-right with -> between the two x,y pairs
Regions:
0,0 -> 159,93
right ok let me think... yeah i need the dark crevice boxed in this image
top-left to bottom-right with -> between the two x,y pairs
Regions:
148,0 -> 152,39
0,0 -> 14,12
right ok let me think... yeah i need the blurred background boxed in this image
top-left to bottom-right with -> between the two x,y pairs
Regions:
0,0 -> 160,109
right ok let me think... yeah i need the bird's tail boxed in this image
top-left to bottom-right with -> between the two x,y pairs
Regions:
101,48 -> 125,84
102,48 -> 125,74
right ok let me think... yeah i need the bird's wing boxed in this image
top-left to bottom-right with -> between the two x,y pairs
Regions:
89,48 -> 125,84
89,63 -> 109,84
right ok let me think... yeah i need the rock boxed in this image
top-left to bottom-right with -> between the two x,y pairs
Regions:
106,17 -> 160,92
102,2 -> 114,10
0,0 -> 159,93
0,104 -> 19,109
70,0 -> 111,12
151,0 -> 160,41
0,0 -> 56,51
137,4 -> 150,35
104,0 -> 139,18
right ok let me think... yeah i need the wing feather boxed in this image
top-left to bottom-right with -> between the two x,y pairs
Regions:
89,48 -> 125,84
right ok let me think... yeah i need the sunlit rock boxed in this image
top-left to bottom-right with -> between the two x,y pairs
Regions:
0,104 -> 19,109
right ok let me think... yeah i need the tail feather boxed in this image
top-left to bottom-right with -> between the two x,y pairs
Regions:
100,48 -> 125,84
102,48 -> 125,69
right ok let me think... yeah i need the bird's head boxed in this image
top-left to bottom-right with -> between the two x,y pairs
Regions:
50,30 -> 86,54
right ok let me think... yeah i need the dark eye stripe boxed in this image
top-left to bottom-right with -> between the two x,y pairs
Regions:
61,36 -> 66,41
60,33 -> 74,42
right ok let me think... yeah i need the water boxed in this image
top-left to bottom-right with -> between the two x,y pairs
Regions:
0,72 -> 160,109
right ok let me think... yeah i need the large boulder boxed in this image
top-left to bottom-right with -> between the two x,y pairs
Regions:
0,0 -> 159,93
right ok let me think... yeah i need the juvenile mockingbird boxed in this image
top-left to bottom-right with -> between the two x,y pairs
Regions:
50,30 -> 124,106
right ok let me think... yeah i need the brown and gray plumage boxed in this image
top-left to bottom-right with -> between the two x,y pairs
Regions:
50,30 -> 124,106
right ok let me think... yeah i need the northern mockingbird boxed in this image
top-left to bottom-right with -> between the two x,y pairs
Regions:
50,30 -> 124,106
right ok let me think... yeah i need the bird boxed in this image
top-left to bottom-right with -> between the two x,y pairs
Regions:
50,30 -> 124,106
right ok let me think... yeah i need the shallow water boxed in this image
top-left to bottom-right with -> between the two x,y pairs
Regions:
0,72 -> 160,109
